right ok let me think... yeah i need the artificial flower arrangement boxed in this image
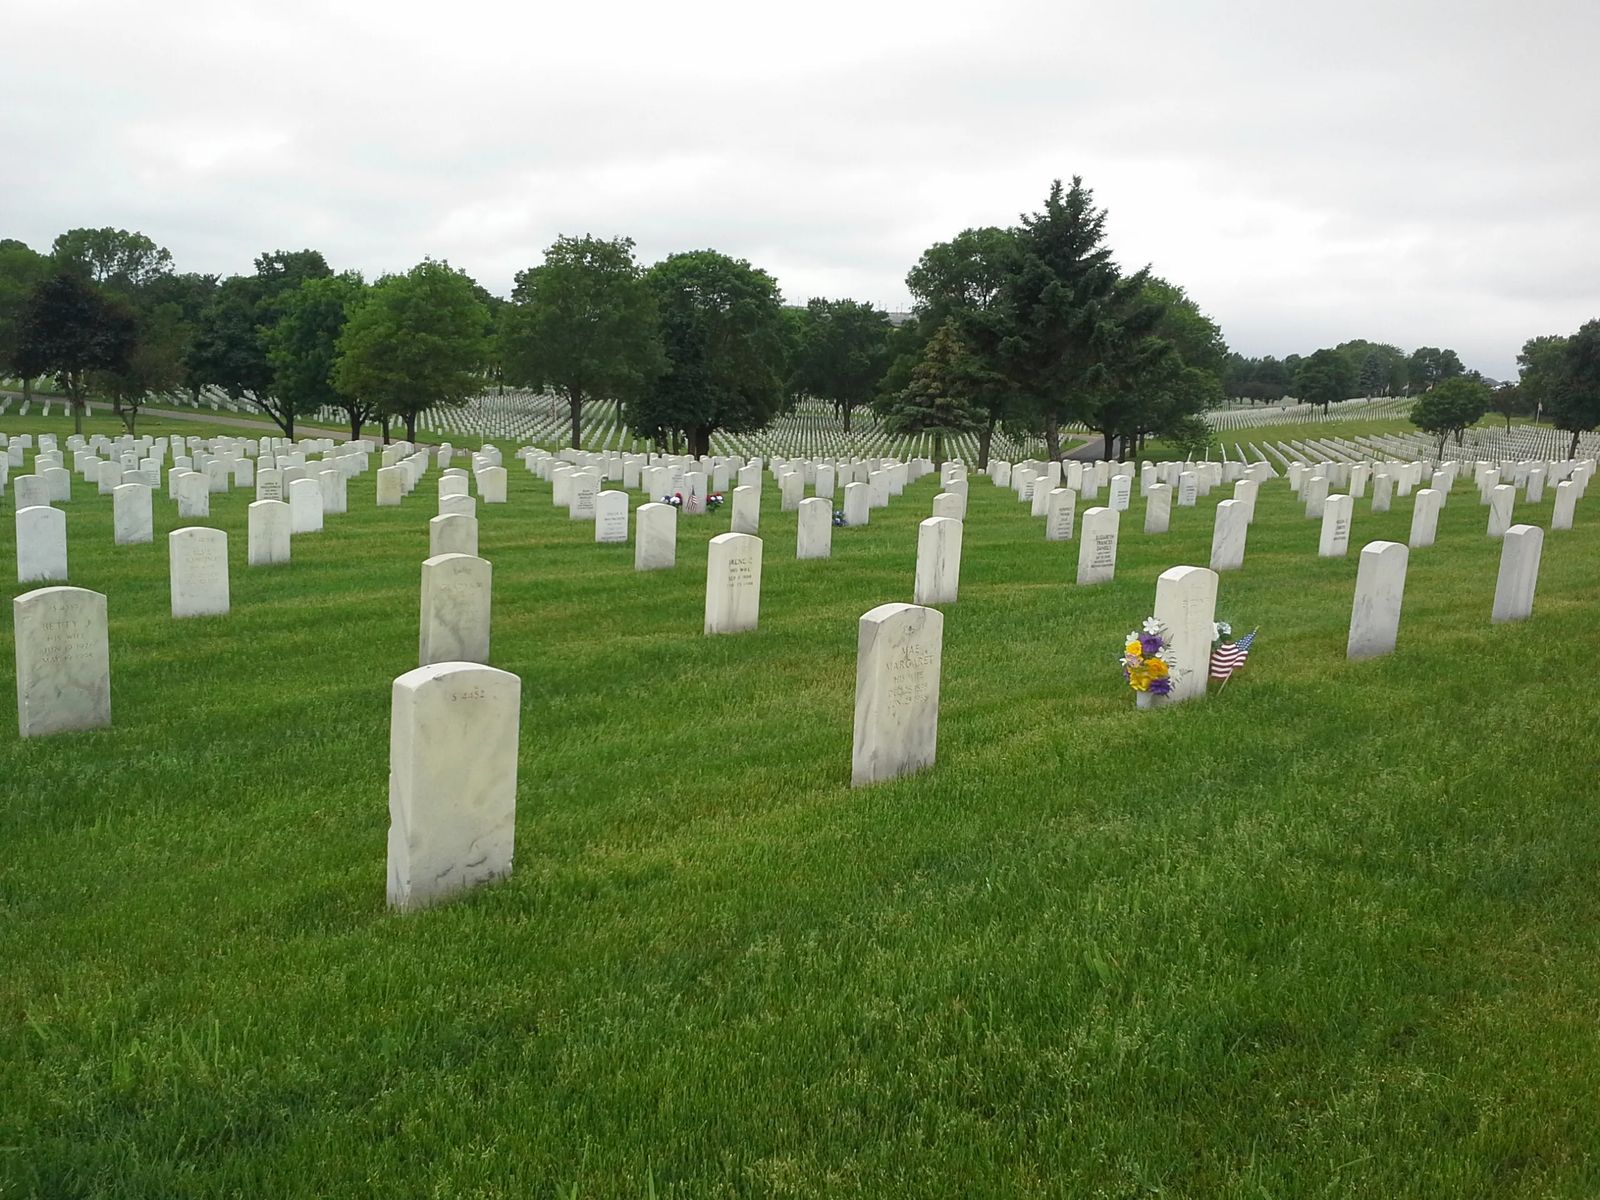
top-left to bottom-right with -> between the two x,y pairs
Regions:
706,492 -> 725,512
833,509 -> 848,527
1120,617 -> 1184,705
661,492 -> 684,508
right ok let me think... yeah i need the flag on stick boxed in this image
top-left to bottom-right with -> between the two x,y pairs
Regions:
1210,628 -> 1258,685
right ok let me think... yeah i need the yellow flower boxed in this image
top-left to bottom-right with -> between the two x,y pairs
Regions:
1130,672 -> 1151,692
1146,658 -> 1169,679
1125,640 -> 1143,657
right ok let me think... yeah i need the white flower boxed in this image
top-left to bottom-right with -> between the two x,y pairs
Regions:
1127,630 -> 1140,643
1142,618 -> 1162,635
1214,621 -> 1231,639
1158,648 -> 1179,665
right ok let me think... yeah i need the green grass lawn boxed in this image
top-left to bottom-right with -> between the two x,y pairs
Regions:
3,417 -> 1599,1198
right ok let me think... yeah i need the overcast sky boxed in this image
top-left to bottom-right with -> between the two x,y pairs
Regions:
8,0 -> 1598,378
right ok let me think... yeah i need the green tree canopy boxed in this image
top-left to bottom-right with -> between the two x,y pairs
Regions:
1224,353 -> 1291,402
1543,320 -> 1600,458
15,272 -> 138,434
789,298 -> 892,434
264,273 -> 368,440
1409,375 -> 1489,455
333,259 -> 491,443
999,178 -> 1156,460
904,225 -> 1019,466
91,301 -> 188,435
0,239 -> 51,401
1294,348 -> 1358,410
190,249 -> 335,435
1516,334 -> 1568,416
632,250 -> 789,458
50,228 -> 173,297
877,319 -> 984,467
1406,346 -> 1464,391
501,235 -> 664,448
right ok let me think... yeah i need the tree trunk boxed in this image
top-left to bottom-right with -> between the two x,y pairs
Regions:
568,387 -> 583,449
1097,428 -> 1113,461
406,412 -> 418,442
842,403 -> 852,434
932,431 -> 944,470
285,410 -> 295,440
1044,415 -> 1061,462
70,373 -> 85,436
121,404 -> 138,436
691,424 -> 713,459
380,413 -> 391,444
977,415 -> 995,471
1570,429 -> 1580,458
350,409 -> 363,442
22,376 -> 32,403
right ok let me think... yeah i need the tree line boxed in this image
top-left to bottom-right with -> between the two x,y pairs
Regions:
1405,326 -> 1600,457
4,179 -> 1593,461
0,181 -> 1228,461
1225,342 -> 1473,408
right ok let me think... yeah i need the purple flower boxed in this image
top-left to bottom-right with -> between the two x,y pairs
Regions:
1139,633 -> 1164,657
1147,676 -> 1173,696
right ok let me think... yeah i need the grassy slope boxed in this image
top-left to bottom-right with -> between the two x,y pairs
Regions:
2,417 -> 1599,1198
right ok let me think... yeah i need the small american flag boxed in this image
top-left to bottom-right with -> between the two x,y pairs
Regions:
1210,629 -> 1258,682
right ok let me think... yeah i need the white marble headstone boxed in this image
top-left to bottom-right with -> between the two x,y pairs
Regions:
635,502 -> 677,571
852,602 -> 942,788
14,585 -> 110,737
1076,507 -> 1118,585
387,661 -> 520,911
248,500 -> 292,566
797,497 -> 832,560
704,533 -> 762,634
1347,540 -> 1408,659
419,553 -> 492,666
1491,525 -> 1542,623
16,505 -> 67,583
913,517 -> 962,605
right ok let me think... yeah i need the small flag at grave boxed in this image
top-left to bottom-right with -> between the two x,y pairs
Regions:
1210,628 -> 1258,683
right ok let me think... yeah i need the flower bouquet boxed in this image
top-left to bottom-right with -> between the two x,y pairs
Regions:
1120,617 -> 1183,709
706,492 -> 725,512
833,509 -> 848,527
661,492 -> 684,508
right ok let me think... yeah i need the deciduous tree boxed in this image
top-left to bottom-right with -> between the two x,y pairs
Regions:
1543,320 -> 1600,458
501,235 -> 663,448
632,250 -> 789,458
15,272 -> 137,434
790,298 -> 891,434
264,274 -> 369,440
0,239 -> 50,402
904,226 -> 1019,467
333,260 -> 490,443
1294,348 -> 1358,410
1410,376 -> 1489,456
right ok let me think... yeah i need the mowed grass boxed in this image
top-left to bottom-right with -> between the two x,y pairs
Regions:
3,415 -> 1600,1198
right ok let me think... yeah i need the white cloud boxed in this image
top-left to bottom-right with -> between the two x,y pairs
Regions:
6,0 -> 1599,376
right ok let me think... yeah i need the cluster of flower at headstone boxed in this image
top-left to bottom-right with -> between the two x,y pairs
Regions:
1121,617 -> 1181,697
